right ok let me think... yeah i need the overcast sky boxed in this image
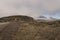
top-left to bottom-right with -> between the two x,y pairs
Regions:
0,0 -> 60,19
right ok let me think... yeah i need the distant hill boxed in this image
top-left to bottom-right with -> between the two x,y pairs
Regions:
37,16 -> 58,22
39,16 -> 47,18
0,15 -> 35,22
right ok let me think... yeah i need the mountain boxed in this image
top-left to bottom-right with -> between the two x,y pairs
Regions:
37,16 -> 49,22
37,16 -> 58,22
0,15 -> 60,40
39,16 -> 47,19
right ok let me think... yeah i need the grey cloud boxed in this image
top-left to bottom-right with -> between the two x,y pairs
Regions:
0,0 -> 60,19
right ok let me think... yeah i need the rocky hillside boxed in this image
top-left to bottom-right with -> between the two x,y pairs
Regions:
0,15 -> 60,40
0,15 -> 35,22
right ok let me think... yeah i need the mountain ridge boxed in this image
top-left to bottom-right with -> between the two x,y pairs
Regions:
0,15 -> 35,22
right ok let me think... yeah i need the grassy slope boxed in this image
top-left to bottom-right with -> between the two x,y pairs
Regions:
0,15 -> 60,40
16,21 -> 60,40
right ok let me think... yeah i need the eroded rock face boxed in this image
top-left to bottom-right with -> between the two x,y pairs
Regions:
0,15 -> 35,22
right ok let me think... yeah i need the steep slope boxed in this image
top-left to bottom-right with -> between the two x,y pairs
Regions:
0,15 -> 60,40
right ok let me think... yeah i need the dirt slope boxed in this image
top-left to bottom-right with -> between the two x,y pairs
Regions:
0,22 -> 20,40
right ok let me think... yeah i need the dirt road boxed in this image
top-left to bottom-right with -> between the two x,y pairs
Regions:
0,22 -> 20,40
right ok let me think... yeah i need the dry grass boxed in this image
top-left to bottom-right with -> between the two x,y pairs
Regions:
0,15 -> 60,40
15,21 -> 60,40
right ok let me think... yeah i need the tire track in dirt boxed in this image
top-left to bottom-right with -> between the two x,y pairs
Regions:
0,22 -> 20,40
0,22 -> 10,31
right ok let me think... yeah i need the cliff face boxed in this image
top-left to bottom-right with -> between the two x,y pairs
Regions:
0,15 -> 60,40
